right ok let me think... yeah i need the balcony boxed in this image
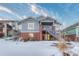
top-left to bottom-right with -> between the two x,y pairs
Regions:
42,26 -> 54,31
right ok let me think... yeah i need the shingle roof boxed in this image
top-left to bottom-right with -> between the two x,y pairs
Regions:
63,22 -> 79,31
18,17 -> 38,24
0,18 -> 19,22
18,16 -> 61,25
38,16 -> 61,25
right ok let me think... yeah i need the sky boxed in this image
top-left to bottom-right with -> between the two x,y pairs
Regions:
0,3 -> 79,28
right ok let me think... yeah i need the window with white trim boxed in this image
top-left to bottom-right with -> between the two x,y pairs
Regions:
28,23 -> 34,30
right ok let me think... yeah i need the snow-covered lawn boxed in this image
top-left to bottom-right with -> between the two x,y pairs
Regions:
0,39 -> 79,56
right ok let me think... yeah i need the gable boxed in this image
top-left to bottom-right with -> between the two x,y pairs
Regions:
18,17 -> 39,24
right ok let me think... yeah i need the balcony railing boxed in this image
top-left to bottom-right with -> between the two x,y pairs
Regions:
42,26 -> 54,31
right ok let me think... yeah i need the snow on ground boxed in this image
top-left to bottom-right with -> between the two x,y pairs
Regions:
0,39 -> 62,56
68,42 -> 79,56
0,39 -> 79,56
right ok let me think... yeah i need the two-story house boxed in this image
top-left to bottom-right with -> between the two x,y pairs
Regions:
18,16 -> 61,41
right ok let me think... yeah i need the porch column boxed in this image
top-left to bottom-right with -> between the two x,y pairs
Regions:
39,23 -> 42,41
3,23 -> 7,37
15,22 -> 18,30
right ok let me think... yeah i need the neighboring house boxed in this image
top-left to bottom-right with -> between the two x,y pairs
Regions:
62,22 -> 79,41
18,16 -> 61,41
0,18 -> 19,38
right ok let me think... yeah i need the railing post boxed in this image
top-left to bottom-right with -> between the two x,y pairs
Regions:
3,23 -> 7,37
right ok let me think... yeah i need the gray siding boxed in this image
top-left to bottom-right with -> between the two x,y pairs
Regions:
20,20 -> 39,32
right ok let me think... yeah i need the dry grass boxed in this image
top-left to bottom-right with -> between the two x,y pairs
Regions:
56,40 -> 68,52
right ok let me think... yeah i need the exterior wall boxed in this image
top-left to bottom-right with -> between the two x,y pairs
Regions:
76,37 -> 79,41
64,34 -> 76,41
19,24 -> 43,41
63,28 -> 76,35
76,27 -> 79,36
0,29 -> 4,37
39,24 -> 43,40
0,21 -> 18,37
63,27 -> 79,41
64,35 -> 79,41
20,21 -> 39,32
19,32 -> 41,41
19,19 -> 42,41
19,18 -> 60,41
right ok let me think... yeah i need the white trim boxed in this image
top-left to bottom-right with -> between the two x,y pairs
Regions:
3,23 -> 7,37
20,31 -> 39,33
19,24 -> 22,30
27,23 -> 34,30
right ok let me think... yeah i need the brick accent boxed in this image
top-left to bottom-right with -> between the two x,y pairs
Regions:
0,29 -> 4,37
76,37 -> 79,41
19,32 -> 41,41
64,35 -> 76,41
39,25 -> 43,40
19,24 -> 43,41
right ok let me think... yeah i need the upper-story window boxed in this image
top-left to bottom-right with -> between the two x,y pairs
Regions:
28,23 -> 34,30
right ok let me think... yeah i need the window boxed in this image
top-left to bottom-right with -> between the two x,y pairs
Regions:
28,23 -> 34,30
19,25 -> 22,30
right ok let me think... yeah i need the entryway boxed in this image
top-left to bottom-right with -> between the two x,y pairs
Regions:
42,31 -> 55,41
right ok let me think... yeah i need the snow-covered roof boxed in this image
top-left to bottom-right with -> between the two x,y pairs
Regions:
18,16 -> 39,24
38,16 -> 61,25
0,18 -> 19,22
19,16 -> 61,25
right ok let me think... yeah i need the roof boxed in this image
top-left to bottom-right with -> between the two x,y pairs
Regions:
63,22 -> 79,32
38,16 -> 61,25
0,20 -> 18,22
19,16 -> 61,25
18,17 -> 39,24
0,18 -> 19,22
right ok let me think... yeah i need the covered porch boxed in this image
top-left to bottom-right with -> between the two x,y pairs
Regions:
40,20 -> 57,41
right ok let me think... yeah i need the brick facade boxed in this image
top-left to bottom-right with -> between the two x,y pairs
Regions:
64,34 -> 76,41
19,32 -> 41,41
0,29 -> 4,37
